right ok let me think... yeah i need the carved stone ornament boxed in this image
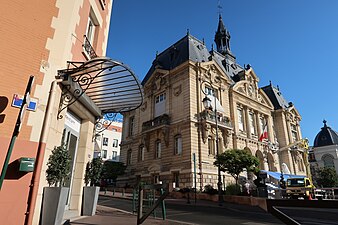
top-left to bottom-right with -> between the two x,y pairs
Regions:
173,85 -> 182,96
142,134 -> 150,151
141,101 -> 147,112
154,75 -> 167,91
222,129 -> 232,148
201,120 -> 210,144
162,127 -> 170,147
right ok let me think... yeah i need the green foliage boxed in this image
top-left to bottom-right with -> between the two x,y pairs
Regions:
84,157 -> 103,186
203,184 -> 218,195
46,145 -> 71,187
100,161 -> 126,181
225,184 -> 241,195
214,149 -> 259,185
316,167 -> 338,188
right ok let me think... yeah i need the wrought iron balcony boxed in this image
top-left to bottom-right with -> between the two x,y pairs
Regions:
82,35 -> 97,59
142,114 -> 170,132
200,110 -> 232,128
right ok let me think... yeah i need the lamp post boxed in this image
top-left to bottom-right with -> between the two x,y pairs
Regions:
201,81 -> 223,206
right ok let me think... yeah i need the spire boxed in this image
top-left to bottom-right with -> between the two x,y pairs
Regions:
214,14 -> 231,55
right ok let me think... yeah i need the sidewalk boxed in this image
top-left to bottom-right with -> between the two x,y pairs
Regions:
70,205 -> 189,225
69,191 -> 192,225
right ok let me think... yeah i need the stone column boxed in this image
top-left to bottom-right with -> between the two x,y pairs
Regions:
244,107 -> 251,138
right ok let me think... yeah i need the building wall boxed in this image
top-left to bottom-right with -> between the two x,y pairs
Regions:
94,121 -> 123,162
0,0 -> 112,224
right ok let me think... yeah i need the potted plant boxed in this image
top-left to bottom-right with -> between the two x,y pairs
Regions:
82,157 -> 103,216
41,144 -> 71,225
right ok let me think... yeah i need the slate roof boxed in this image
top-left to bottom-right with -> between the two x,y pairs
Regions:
261,83 -> 289,110
313,120 -> 338,147
141,34 -> 243,85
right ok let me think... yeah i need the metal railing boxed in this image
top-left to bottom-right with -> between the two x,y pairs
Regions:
142,114 -> 170,132
82,35 -> 97,59
200,111 -> 232,128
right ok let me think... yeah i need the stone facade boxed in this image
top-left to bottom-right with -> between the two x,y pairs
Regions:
119,17 -> 307,191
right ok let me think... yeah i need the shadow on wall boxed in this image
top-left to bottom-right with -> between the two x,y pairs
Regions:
0,96 -> 9,123
5,159 -> 28,180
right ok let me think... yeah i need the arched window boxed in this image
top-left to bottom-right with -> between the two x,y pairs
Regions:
255,150 -> 264,170
138,145 -> 145,162
267,153 -> 276,172
155,140 -> 161,159
322,154 -> 335,168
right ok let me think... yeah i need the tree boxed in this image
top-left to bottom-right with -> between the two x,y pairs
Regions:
101,161 -> 126,182
316,167 -> 338,188
214,149 -> 259,185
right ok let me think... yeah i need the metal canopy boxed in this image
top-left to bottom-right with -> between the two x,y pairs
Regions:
57,57 -> 144,119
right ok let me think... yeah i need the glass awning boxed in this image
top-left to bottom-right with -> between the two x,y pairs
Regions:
56,57 -> 144,119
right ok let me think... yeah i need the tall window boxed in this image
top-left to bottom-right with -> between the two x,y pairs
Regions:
249,112 -> 256,135
322,154 -> 335,168
237,108 -> 244,132
259,117 -> 266,133
208,136 -> 215,155
174,135 -> 182,155
155,140 -> 161,159
102,150 -> 107,159
83,10 -> 98,59
112,151 -> 117,160
129,116 -> 134,136
103,137 -> 108,146
138,145 -> 145,162
154,92 -> 166,117
86,16 -> 96,45
127,149 -> 132,165
112,139 -> 118,148
291,124 -> 298,142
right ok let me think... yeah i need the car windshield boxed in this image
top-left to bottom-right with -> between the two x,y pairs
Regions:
287,178 -> 305,187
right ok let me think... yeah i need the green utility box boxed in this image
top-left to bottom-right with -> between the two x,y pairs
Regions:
19,157 -> 35,172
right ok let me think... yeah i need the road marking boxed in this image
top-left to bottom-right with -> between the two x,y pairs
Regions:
167,212 -> 195,217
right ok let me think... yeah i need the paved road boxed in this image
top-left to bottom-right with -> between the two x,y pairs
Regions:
276,207 -> 338,225
98,196 -> 283,225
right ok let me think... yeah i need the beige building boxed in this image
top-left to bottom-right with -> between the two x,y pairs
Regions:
119,16 -> 307,191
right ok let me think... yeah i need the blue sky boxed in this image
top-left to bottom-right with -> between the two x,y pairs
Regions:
106,0 -> 338,145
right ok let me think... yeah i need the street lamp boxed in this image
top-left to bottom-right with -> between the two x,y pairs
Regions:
201,81 -> 223,206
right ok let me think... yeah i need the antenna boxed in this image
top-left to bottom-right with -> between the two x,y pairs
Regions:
217,0 -> 223,16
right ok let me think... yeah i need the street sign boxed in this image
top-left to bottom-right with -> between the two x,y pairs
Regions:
12,94 -> 38,111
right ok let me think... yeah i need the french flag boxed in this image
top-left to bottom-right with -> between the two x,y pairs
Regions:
259,123 -> 268,142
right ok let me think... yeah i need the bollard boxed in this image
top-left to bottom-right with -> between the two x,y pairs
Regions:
122,188 -> 125,196
113,188 -> 115,196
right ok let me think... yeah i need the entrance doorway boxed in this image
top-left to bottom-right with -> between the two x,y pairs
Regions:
62,111 -> 81,209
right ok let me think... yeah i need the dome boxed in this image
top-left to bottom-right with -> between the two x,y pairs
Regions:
313,120 -> 338,147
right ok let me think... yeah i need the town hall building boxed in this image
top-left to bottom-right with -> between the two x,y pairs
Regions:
118,16 -> 308,191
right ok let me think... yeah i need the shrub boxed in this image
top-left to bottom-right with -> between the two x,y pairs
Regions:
225,184 -> 241,195
46,145 -> 71,187
204,184 -> 218,195
84,157 -> 103,186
